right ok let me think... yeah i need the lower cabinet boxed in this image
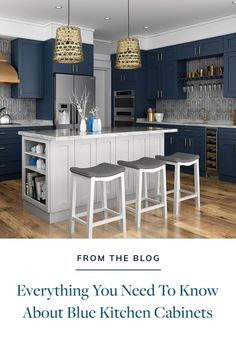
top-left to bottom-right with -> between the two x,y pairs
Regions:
0,126 -> 52,181
219,129 -> 236,182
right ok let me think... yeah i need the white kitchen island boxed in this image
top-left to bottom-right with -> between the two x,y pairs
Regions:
19,127 -> 177,223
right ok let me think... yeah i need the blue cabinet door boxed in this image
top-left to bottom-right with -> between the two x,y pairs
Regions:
147,46 -> 177,65
178,41 -> 199,59
224,33 -> 236,52
199,36 -> 223,56
53,43 -> 93,75
223,52 -> 236,97
11,39 -> 43,98
219,139 -> 236,177
147,64 -> 161,100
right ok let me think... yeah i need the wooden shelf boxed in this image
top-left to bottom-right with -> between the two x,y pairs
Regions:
178,75 -> 223,81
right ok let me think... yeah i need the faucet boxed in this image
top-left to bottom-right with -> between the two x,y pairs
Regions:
199,108 -> 209,123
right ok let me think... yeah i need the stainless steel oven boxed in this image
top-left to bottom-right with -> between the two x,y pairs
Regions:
113,90 -> 135,124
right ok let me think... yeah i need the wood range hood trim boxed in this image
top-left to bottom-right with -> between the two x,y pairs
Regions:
0,52 -> 20,84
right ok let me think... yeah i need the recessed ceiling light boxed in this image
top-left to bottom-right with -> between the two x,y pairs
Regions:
55,5 -> 62,9
232,1 -> 236,3
104,17 -> 111,20
144,26 -> 149,29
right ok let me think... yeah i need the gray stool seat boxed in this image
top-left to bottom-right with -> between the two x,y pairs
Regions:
70,163 -> 125,178
155,152 -> 199,164
118,157 -> 165,170
155,152 -> 199,163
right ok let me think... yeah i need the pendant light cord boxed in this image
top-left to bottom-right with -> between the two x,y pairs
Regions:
128,0 -> 130,38
68,0 -> 70,27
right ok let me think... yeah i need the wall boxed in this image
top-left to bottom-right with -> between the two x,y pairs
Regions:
0,38 -> 36,120
156,56 -> 236,123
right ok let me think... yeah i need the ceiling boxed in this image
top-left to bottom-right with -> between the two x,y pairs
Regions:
0,0 -> 235,41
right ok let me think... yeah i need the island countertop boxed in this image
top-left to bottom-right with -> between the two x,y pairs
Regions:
18,126 -> 177,141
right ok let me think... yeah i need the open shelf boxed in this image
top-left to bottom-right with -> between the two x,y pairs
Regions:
25,151 -> 46,159
178,75 -> 223,81
25,165 -> 46,175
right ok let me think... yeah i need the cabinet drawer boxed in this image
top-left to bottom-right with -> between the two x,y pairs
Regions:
0,143 -> 21,161
219,128 -> 236,140
178,127 -> 205,137
0,129 -> 21,142
0,160 -> 21,176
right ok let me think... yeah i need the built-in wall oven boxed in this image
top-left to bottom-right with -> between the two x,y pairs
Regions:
113,90 -> 135,125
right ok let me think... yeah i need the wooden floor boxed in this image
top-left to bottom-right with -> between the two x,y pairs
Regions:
0,172 -> 236,238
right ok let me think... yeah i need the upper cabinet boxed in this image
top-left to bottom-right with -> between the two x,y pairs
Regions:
11,38 -> 43,99
223,51 -> 236,97
52,41 -> 93,76
178,36 -> 224,59
147,46 -> 177,65
224,33 -> 236,52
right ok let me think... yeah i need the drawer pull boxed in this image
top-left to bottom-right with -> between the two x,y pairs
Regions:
183,129 -> 193,132
0,147 -> 6,150
0,165 -> 6,168
0,132 -> 6,135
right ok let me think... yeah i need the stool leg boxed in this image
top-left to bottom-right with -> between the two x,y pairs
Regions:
70,174 -> 77,234
161,166 -> 168,219
120,173 -> 127,232
194,159 -> 200,209
87,178 -> 95,239
143,172 -> 148,208
156,170 -> 161,201
136,170 -> 143,229
174,163 -> 181,216
102,181 -> 108,219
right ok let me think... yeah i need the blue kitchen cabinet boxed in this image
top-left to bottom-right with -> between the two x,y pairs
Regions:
147,45 -> 177,65
147,60 -> 186,100
177,36 -> 223,59
11,38 -> 43,99
219,129 -> 236,182
224,33 -> 236,52
53,41 -> 93,76
111,54 -> 137,84
223,51 -> 236,97
0,126 -> 52,181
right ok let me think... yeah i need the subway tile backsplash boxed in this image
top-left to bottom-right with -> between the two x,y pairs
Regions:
0,38 -> 36,120
156,56 -> 236,123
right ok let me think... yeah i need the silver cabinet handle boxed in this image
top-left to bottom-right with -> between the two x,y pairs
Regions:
0,147 -> 6,150
195,47 -> 197,55
189,138 -> 192,147
184,138 -> 187,147
19,88 -> 23,97
170,136 -> 173,144
161,90 -> 163,98
157,53 -> 159,61
157,90 -> 159,98
199,46 -> 201,55
0,165 -> 5,168
0,132 -> 6,135
160,53 -> 163,61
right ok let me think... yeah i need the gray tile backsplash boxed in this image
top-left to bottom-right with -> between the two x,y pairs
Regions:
0,38 -> 36,120
156,56 -> 236,123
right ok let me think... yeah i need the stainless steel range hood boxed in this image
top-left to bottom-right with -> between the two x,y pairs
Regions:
0,52 -> 20,84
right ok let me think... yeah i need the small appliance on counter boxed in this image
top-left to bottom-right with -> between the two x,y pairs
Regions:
0,107 -> 12,124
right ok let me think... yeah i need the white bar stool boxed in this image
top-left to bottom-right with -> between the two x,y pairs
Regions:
70,163 -> 126,238
118,157 -> 167,229
155,152 -> 200,215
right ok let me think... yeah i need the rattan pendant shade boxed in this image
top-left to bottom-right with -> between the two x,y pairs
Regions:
54,0 -> 83,64
115,0 -> 141,70
116,37 -> 141,69
54,26 -> 83,63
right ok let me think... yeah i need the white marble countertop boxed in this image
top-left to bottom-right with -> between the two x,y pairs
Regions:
18,127 -> 177,141
136,118 -> 236,129
0,120 -> 53,128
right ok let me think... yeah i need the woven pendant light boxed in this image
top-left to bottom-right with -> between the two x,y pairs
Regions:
54,0 -> 83,63
116,0 -> 141,69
